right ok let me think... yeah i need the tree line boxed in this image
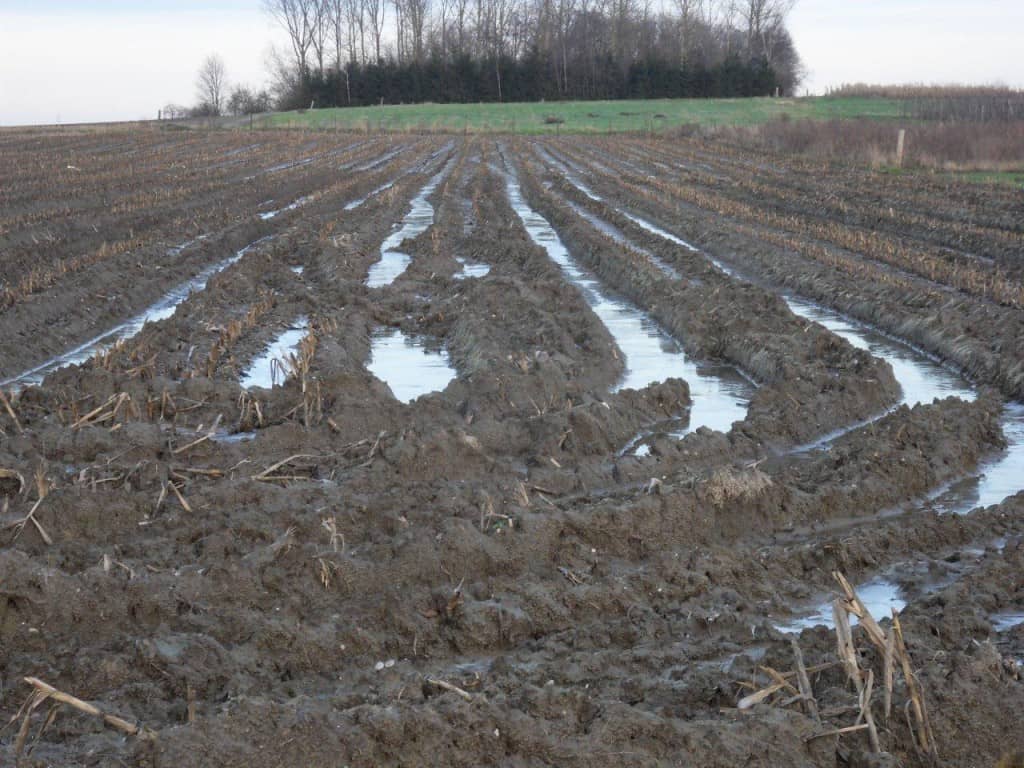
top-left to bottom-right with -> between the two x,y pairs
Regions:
263,0 -> 802,109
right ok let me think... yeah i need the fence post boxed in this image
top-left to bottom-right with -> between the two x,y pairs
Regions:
895,128 -> 906,168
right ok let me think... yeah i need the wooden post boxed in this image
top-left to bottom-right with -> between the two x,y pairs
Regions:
896,128 -> 906,168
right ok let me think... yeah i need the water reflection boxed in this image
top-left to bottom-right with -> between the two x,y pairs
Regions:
366,166 -> 450,288
240,316 -> 309,390
368,327 -> 457,403
2,238 -> 271,390
505,172 -> 752,434
775,579 -> 905,634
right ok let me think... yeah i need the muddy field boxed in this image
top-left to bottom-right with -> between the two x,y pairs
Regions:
1,128 -> 1022,767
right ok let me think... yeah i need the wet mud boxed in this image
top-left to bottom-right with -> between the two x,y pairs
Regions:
1,130 -> 1022,767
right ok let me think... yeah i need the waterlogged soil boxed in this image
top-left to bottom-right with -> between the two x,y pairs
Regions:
0,130 -> 1022,768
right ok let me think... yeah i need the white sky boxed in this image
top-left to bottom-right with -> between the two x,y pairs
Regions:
789,0 -> 1024,95
0,0 -> 1022,125
0,2 -> 285,125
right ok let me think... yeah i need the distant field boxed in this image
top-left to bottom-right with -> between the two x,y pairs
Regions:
950,169 -> 1024,187
253,96 -> 904,134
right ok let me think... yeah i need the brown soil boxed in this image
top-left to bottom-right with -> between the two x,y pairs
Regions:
0,130 -> 1021,767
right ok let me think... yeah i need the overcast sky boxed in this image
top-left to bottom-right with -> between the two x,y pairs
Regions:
1,0 -> 1022,125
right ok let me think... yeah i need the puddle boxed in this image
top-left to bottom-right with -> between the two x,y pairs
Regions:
168,234 -> 209,257
224,143 -> 262,158
291,266 -> 305,276
367,327 -> 456,403
346,144 -> 453,211
212,431 -> 256,444
345,180 -> 397,210
350,148 -> 404,172
366,165 -> 450,288
621,213 -> 700,253
560,196 -> 681,280
244,155 -> 315,180
575,183 -> 977,414
783,297 -> 975,408
2,238 -> 271,390
263,156 -> 314,174
579,188 -> 1024,649
992,612 -> 1024,632
540,146 -> 699,262
778,300 -> 1024,516
259,196 -> 312,220
239,316 -> 309,389
505,171 -> 752,433
557,153 -> 1024,631
775,578 -> 906,634
931,402 -> 1024,514
454,258 -> 491,279
594,199 -> 1024,513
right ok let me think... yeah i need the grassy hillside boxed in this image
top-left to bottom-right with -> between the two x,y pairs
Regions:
253,96 -> 904,134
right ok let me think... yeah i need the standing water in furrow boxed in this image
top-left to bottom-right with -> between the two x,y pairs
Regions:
1,237 -> 271,391
239,316 -> 310,390
546,156 -> 1024,629
505,170 -> 752,434
777,292 -> 1024,535
599,177 -> 1024,515
367,328 -> 457,403
346,142 -> 455,211
787,304 -> 1024,513
365,161 -> 452,288
359,154 -> 460,402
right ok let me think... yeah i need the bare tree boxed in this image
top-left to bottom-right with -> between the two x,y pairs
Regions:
261,0 -> 801,102
328,0 -> 346,65
555,0 -> 577,94
365,0 -> 386,61
672,0 -> 704,62
394,0 -> 407,61
263,0 -> 317,77
310,0 -> 331,75
736,0 -> 794,60
196,54 -> 227,115
335,0 -> 368,64
327,0 -> 355,101
404,0 -> 430,63
436,0 -> 454,60
451,0 -> 471,55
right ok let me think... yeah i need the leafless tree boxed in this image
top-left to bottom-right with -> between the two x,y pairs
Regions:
327,0 -> 355,100
736,0 -> 794,61
336,0 -> 368,64
672,0 -> 705,61
196,54 -> 227,115
162,103 -> 188,120
364,0 -> 386,61
452,0 -> 471,55
394,0 -> 407,61
328,0 -> 346,65
260,0 -> 802,102
263,0 -> 317,76
310,0 -> 331,75
436,0 -> 454,60
404,0 -> 430,63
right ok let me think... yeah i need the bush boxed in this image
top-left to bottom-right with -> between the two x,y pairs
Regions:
711,118 -> 1024,171
828,83 -> 1024,123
